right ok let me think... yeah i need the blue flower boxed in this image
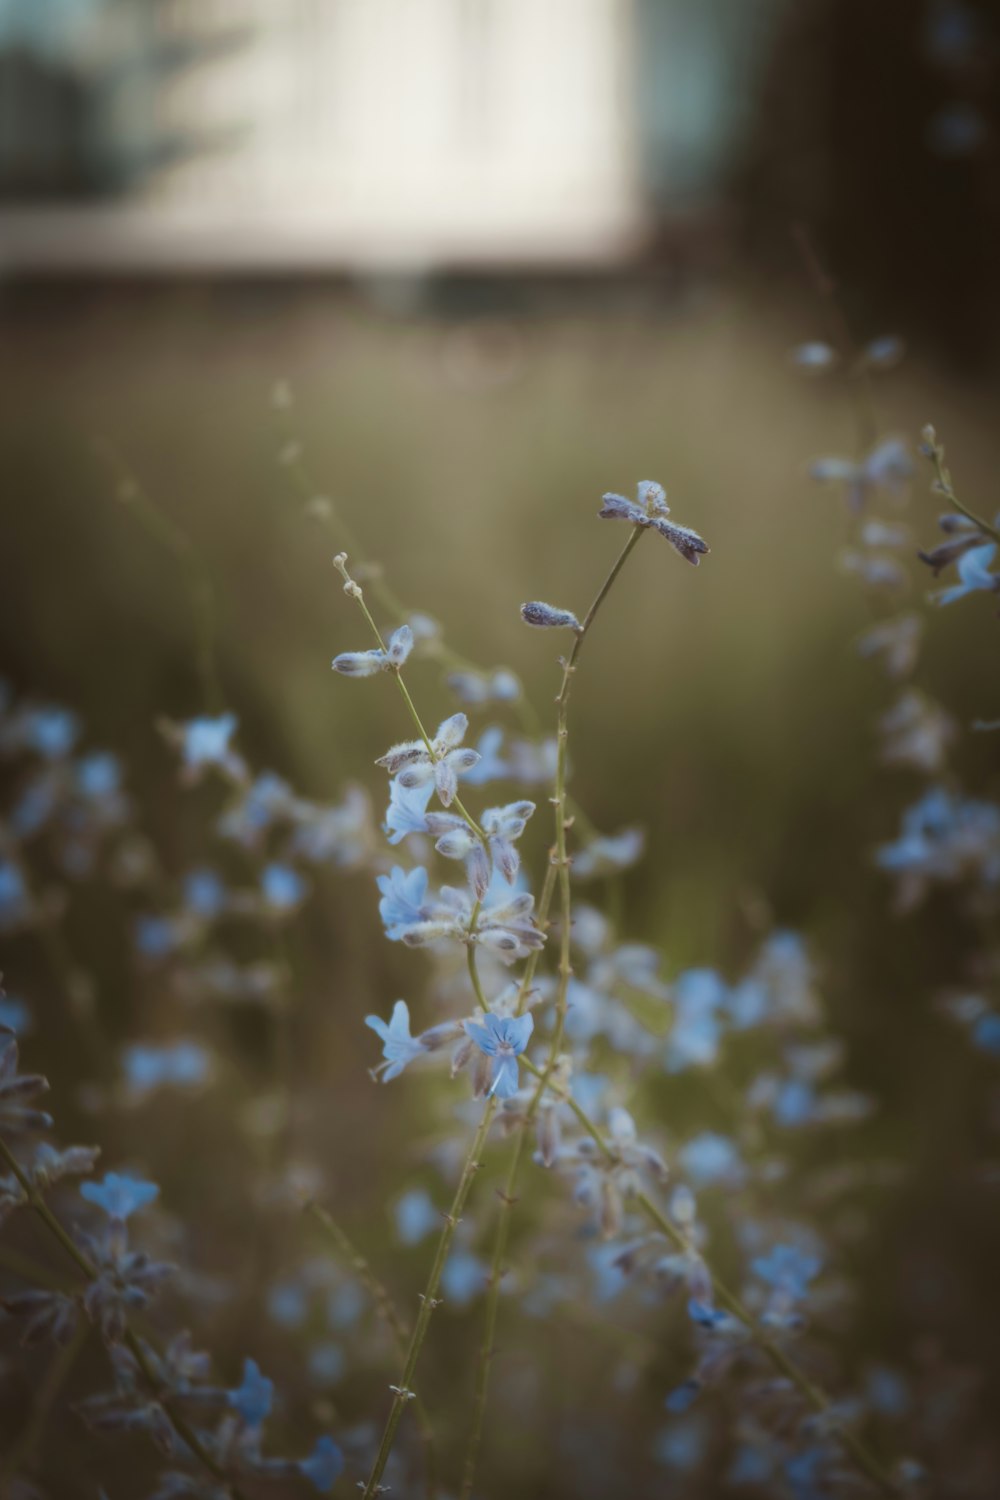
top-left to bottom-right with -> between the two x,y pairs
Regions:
376,714 -> 480,808
462,726 -> 508,785
365,1000 -> 424,1081
441,1250 -> 486,1306
183,867 -> 227,918
751,1244 -> 821,1301
599,481 -> 709,565
80,1172 -> 159,1221
267,1281 -> 309,1329
377,865 -> 430,940
76,751 -> 121,799
972,1012 -> 1000,1055
0,994 -> 30,1034
384,777 -> 433,844
462,1011 -> 534,1098
678,1132 -> 743,1187
261,862 -> 308,913
122,1040 -> 210,1096
173,713 -> 243,781
937,541 -> 999,605
24,707 -> 79,760
228,1357 -> 274,1427
299,1435 -> 344,1492
308,1343 -> 346,1385
394,1187 -> 438,1245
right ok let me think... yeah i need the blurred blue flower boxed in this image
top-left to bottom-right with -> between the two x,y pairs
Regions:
678,1132 -> 743,1188
267,1280 -> 309,1329
384,777 -> 433,844
80,1172 -> 159,1221
299,1435 -> 344,1492
25,707 -> 79,760
441,1250 -> 485,1307
261,862 -> 308,913
228,1357 -> 274,1427
751,1244 -> 821,1301
394,1187 -> 438,1244
183,867 -> 227,919
308,1343 -> 346,1385
937,542 -> 999,605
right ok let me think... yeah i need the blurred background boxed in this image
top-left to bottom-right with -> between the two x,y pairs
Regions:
1,1 -> 1000,1496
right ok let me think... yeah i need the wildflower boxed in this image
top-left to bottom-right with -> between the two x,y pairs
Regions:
161,713 -> 246,785
599,481 -> 709,565
260,862 -> 308,914
365,1000 -> 424,1081
856,614 -> 922,679
394,1187 -> 438,1244
442,1250 -> 487,1306
228,1357 -> 274,1426
678,1132 -> 744,1188
377,713 -> 480,808
377,866 -> 431,940
862,335 -> 906,370
789,342 -> 838,373
332,624 -> 413,677
809,437 -> 912,511
299,1435 -> 344,1492
447,668 -> 521,706
80,1172 -> 159,1222
384,775 -> 433,843
520,601 -> 582,631
183,867 -> 228,919
879,691 -> 956,773
23,706 -> 79,760
462,1011 -> 534,1098
573,826 -> 645,880
751,1244 -> 822,1301
121,1040 -> 211,1099
935,541 -> 1000,605
462,726 -> 508,785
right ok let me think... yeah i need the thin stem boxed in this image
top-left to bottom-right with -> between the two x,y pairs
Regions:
280,440 -> 542,735
460,530 -> 644,1498
0,1135 -> 245,1497
517,1060 -> 899,1497
95,440 -> 222,713
305,1202 -> 438,1500
336,556 -> 486,844
924,433 -> 1000,545
361,1100 -> 497,1499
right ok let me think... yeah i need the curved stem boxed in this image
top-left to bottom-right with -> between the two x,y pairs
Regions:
460,529 -> 644,1498
518,1062 -> 899,1498
361,1100 -> 497,1499
306,1203 -> 438,1500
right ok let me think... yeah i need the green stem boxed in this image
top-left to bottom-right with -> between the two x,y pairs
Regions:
460,530 -> 644,1498
361,1100 -> 497,1499
518,1060 -> 899,1498
337,557 -> 486,844
925,435 -> 1000,546
306,1203 -> 438,1500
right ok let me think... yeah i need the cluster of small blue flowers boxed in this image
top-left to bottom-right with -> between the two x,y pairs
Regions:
0,1016 -> 342,1495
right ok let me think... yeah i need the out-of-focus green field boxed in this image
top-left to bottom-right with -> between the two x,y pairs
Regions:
2,280 -> 999,1491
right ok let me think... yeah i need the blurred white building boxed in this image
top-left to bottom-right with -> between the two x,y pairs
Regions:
0,0 -> 784,273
